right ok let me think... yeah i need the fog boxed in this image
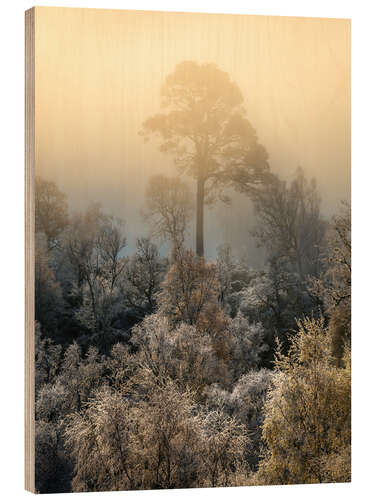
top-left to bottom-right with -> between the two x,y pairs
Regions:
34,7 -> 350,262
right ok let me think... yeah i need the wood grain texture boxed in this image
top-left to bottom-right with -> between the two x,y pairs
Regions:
25,7 -> 35,494
25,7 -> 350,493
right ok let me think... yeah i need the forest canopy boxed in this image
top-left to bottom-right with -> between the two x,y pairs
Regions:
34,168 -> 350,492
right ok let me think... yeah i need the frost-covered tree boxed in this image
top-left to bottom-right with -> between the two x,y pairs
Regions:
121,237 -> 167,318
132,314 -> 228,395
64,387 -> 137,492
158,248 -> 233,369
36,342 -> 106,423
36,380 -> 70,423
199,408 -> 248,487
65,203 -> 126,292
229,369 -> 273,430
251,168 -> 326,278
58,343 -> 106,412
65,204 -> 127,349
35,342 -> 107,493
130,382 -> 204,490
106,342 -> 136,391
64,380 -> 250,492
255,317 -> 351,485
64,382 -> 202,491
205,369 -> 273,468
35,176 -> 69,250
238,257 -> 313,363
35,322 -> 62,393
310,202 -> 351,363
227,312 -> 268,379
216,244 -> 255,315
35,234 -> 63,333
158,248 -> 220,327
230,369 -> 274,466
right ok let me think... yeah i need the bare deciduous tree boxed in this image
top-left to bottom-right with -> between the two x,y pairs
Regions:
35,176 -> 69,250
64,204 -> 127,343
143,175 -> 193,252
121,237 -> 167,317
251,168 -> 326,278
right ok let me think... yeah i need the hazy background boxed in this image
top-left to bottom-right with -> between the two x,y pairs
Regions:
35,7 -> 350,262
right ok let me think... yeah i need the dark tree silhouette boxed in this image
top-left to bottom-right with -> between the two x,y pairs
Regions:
140,61 -> 270,256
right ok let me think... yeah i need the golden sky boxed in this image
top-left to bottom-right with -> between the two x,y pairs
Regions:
34,7 -> 350,258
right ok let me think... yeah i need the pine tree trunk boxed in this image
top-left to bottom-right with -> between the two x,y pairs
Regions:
196,177 -> 205,257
